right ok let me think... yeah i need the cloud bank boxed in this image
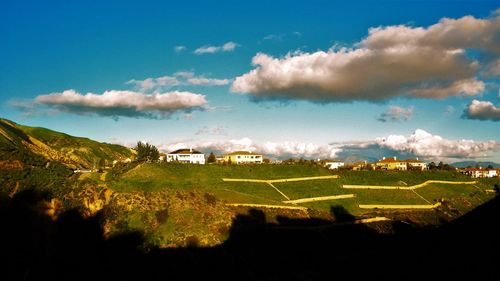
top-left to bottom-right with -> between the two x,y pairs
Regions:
464,99 -> 500,121
340,129 -> 499,161
33,89 -> 207,120
232,13 -> 500,102
161,129 -> 498,161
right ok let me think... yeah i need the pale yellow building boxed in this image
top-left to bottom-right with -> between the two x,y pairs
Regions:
223,151 -> 263,164
375,157 -> 407,170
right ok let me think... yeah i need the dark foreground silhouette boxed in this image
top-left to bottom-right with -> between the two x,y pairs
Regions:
1,190 -> 499,281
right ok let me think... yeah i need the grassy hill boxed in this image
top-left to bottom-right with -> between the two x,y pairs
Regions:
107,163 -> 497,216
0,118 -> 134,169
0,118 -> 134,195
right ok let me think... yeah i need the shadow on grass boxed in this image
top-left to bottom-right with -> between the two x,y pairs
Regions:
1,189 -> 499,280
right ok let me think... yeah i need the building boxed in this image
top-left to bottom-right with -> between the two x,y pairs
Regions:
324,160 -> 345,170
167,148 -> 205,164
351,161 -> 372,171
376,157 -> 408,170
223,151 -> 263,164
404,159 -> 428,171
159,153 -> 167,161
460,168 -> 497,178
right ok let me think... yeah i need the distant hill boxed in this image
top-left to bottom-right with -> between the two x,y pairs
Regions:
451,161 -> 500,168
0,118 -> 134,169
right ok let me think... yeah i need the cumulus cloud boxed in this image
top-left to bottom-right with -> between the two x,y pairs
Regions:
377,106 -> 414,122
32,89 -> 207,120
340,129 -> 499,161
232,13 -> 500,102
194,41 -> 239,54
464,99 -> 500,121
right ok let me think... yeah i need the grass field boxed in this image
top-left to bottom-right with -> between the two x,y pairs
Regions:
105,163 -> 498,216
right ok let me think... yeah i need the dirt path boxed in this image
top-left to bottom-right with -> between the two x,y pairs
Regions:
358,202 -> 441,209
343,180 -> 476,190
226,203 -> 308,211
222,175 -> 339,183
283,194 -> 355,204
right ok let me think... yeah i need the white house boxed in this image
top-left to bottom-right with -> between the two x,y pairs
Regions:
223,151 -> 263,164
461,168 -> 497,178
324,161 -> 345,170
167,148 -> 205,164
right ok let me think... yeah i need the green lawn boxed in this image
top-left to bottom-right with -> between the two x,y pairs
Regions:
107,163 -> 496,216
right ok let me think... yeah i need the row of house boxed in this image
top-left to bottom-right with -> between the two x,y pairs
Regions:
459,167 -> 498,178
323,157 -> 428,171
159,149 -> 264,165
155,149 -> 499,178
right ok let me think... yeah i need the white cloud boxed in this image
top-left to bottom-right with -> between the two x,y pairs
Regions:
222,41 -> 238,51
187,77 -> 231,86
174,45 -> 186,53
464,99 -> 500,121
128,72 -> 230,91
127,76 -> 180,92
374,129 -> 499,159
194,41 -> 240,55
33,89 -> 207,120
340,129 -> 500,161
444,105 -> 455,116
163,138 -> 341,159
232,13 -> 500,102
377,106 -> 414,122
195,125 -> 227,136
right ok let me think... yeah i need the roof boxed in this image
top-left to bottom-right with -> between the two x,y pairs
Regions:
377,157 -> 405,163
168,148 -> 203,155
404,159 -> 425,163
226,151 -> 262,156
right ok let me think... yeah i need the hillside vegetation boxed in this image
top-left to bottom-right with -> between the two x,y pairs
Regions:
0,118 -> 134,169
0,118 -> 134,194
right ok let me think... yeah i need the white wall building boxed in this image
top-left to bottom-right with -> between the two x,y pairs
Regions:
167,148 -> 205,164
324,161 -> 345,170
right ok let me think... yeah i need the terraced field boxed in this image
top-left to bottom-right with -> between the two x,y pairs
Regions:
107,163 -> 498,215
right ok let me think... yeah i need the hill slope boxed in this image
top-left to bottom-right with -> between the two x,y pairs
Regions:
0,118 -> 134,169
451,161 -> 500,168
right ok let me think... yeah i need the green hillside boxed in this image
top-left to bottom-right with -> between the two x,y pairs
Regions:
0,118 -> 135,195
0,118 -> 134,169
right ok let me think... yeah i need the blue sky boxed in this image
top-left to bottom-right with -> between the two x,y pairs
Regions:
1,0 -> 500,162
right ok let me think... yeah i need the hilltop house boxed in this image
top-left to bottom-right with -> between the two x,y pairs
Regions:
223,151 -> 263,164
376,157 -> 408,170
351,161 -> 372,171
460,168 -> 497,178
404,159 -> 428,171
324,160 -> 345,170
167,148 -> 205,164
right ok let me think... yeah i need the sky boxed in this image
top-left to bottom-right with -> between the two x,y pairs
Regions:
1,0 -> 500,162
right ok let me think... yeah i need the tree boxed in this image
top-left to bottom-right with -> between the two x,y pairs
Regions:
207,152 -> 216,164
97,158 -> 106,172
135,142 -> 160,162
428,162 -> 437,170
487,164 -> 494,169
